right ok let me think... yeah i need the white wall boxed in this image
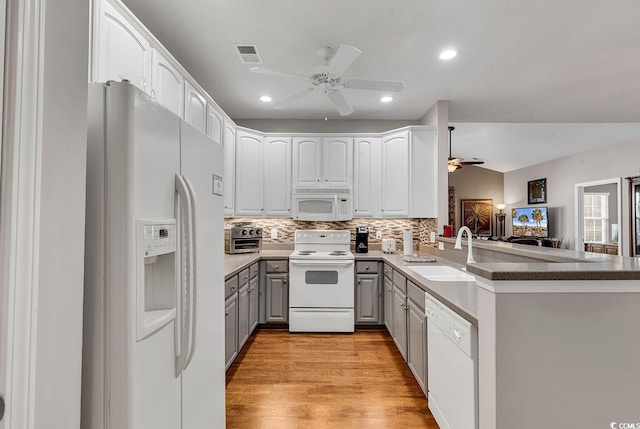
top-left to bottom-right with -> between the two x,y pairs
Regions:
419,101 -> 449,233
33,0 -> 89,425
448,166 -> 505,235
504,136 -> 640,252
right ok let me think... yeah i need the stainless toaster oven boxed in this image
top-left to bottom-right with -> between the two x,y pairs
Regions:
224,226 -> 262,254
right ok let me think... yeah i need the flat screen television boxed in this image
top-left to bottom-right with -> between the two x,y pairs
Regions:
512,207 -> 549,238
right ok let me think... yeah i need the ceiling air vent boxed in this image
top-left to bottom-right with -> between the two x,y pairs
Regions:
235,44 -> 263,64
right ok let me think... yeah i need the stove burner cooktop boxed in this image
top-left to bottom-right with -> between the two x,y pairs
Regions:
329,251 -> 347,256
296,250 -> 316,255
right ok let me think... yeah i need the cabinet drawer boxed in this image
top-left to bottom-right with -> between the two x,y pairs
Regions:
407,281 -> 425,312
238,268 -> 250,287
249,262 -> 259,279
265,260 -> 288,273
225,276 -> 239,299
383,264 -> 393,279
393,271 -> 407,294
356,261 -> 378,274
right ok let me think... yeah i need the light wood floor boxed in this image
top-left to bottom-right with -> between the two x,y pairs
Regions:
225,329 -> 439,429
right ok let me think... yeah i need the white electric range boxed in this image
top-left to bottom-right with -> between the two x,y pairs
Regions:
289,230 -> 355,333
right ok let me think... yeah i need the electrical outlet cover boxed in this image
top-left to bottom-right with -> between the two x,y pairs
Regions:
376,230 -> 382,240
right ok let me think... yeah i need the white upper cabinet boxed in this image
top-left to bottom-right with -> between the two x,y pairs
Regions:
207,104 -> 223,145
184,81 -> 207,134
408,128 -> 437,218
292,137 -> 322,187
323,137 -> 353,187
353,137 -> 381,217
381,131 -> 410,217
97,1 -> 152,93
292,137 -> 353,188
235,130 -> 265,216
151,49 -> 184,116
263,137 -> 292,216
223,120 -> 236,216
380,128 -> 437,218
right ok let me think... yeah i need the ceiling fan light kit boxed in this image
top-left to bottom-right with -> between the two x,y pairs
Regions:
250,44 -> 405,117
448,126 -> 485,173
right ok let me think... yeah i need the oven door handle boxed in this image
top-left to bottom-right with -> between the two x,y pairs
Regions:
290,260 -> 354,267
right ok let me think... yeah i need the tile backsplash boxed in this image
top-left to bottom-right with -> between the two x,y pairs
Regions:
225,217 -> 438,246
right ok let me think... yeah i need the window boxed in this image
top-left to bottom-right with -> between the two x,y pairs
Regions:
584,193 -> 609,243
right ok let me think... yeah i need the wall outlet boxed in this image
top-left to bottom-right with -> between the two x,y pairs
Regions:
438,242 -> 445,251
430,231 -> 436,243
271,229 -> 278,239
376,230 -> 382,240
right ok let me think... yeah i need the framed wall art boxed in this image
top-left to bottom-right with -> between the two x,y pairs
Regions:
461,199 -> 493,236
528,178 -> 547,204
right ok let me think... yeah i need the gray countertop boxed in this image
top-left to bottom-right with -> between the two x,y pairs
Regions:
223,250 -> 292,278
437,238 -> 640,281
224,249 -> 479,324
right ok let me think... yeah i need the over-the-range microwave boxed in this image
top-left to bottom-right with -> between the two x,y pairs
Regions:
292,187 -> 353,221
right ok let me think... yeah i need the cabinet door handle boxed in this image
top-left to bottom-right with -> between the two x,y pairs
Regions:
283,279 -> 287,284
231,285 -> 236,290
225,311 -> 229,316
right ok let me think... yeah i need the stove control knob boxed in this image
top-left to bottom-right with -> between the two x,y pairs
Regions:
241,229 -> 248,235
249,229 -> 254,235
256,230 -> 261,236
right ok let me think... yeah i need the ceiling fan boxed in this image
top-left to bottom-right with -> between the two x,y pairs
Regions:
448,126 -> 485,172
250,45 -> 405,117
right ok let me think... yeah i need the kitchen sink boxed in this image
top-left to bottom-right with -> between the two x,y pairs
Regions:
405,265 -> 475,282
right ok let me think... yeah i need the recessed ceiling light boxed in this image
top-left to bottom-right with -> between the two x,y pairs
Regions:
260,95 -> 272,103
380,96 -> 393,103
439,49 -> 458,60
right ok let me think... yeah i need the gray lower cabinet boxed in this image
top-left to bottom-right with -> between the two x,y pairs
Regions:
265,274 -> 288,322
224,293 -> 238,370
355,261 -> 382,325
262,259 -> 289,324
391,271 -> 408,361
225,262 -> 261,371
407,280 -> 426,393
248,275 -> 259,332
237,282 -> 250,349
383,268 -> 394,334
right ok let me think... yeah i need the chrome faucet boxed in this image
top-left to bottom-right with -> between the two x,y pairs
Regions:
454,226 -> 476,264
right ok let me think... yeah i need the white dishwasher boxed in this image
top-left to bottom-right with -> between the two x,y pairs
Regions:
425,292 -> 478,429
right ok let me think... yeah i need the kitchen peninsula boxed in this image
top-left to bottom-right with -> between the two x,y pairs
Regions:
225,240 -> 640,429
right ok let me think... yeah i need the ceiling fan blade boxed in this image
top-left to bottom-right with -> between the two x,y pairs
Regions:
327,45 -> 361,77
273,87 -> 315,108
342,79 -> 405,92
250,66 -> 309,80
328,90 -> 354,116
460,160 -> 485,165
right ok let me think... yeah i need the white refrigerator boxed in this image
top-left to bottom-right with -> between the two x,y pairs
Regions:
82,82 -> 225,429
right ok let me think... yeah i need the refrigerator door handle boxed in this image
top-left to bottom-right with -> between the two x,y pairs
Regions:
183,175 -> 198,369
175,174 -> 193,376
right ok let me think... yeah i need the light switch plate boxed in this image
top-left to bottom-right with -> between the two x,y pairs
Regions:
212,174 -> 223,196
271,229 -> 278,239
438,242 -> 445,251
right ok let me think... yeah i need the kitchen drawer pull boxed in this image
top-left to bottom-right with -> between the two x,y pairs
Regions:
365,266 -> 370,270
